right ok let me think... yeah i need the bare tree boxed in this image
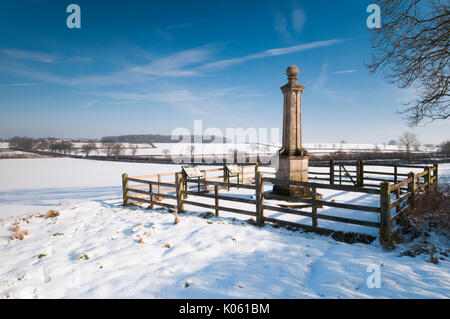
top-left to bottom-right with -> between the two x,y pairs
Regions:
130,144 -> 138,157
367,0 -> 449,126
398,132 -> 421,160
111,143 -> 124,160
37,140 -> 50,151
81,142 -> 97,157
373,144 -> 381,153
440,140 -> 450,155
9,137 -> 37,150
102,138 -> 116,157
60,141 -> 74,155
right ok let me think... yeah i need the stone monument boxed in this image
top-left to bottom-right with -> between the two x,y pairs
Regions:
273,65 -> 310,197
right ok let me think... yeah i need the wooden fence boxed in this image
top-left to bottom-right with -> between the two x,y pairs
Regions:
122,162 -> 439,247
122,165 -> 257,209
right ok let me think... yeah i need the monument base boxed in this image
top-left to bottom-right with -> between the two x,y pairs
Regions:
273,155 -> 310,198
272,184 -> 311,197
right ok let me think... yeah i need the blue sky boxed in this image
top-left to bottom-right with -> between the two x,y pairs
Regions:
0,0 -> 448,144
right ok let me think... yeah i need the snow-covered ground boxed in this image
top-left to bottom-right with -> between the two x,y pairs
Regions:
0,158 -> 205,219
0,158 -> 449,298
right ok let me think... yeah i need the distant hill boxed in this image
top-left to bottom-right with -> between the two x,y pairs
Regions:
101,134 -> 230,145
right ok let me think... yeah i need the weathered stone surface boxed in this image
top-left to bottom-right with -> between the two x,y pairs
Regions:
280,65 -> 306,157
273,65 -> 310,198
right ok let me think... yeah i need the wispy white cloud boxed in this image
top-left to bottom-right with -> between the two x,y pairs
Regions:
333,69 -> 356,74
81,100 -> 99,108
165,22 -> 193,30
0,39 -> 343,89
205,86 -> 267,98
292,8 -> 306,32
154,28 -> 174,41
1,48 -> 92,64
1,48 -> 58,63
200,39 -> 343,71
0,82 -> 37,87
313,63 -> 328,90
0,59 -> 143,86
98,89 -> 209,115
132,46 -> 216,77
235,93 -> 267,98
207,86 -> 248,97
155,22 -> 195,41
68,56 -> 93,64
274,13 -> 292,42
274,5 -> 306,42
313,63 -> 340,95
98,89 -> 203,104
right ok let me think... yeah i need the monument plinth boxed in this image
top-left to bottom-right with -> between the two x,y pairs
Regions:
273,65 -> 310,197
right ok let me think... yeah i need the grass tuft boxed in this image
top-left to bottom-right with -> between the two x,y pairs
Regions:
76,254 -> 89,261
45,210 -> 60,219
10,223 -> 29,241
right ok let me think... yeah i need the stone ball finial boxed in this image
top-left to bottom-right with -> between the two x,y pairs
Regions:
286,65 -> 299,78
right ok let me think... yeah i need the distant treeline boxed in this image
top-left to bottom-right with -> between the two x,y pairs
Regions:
101,134 -> 230,144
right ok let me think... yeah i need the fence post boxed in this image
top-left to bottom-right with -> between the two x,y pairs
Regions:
360,160 -> 364,186
214,185 -> 219,217
175,172 -> 185,214
181,171 -> 187,199
394,164 -> 398,184
330,159 -> 335,185
356,160 -> 361,186
255,162 -> 259,176
379,181 -> 392,247
223,164 -> 229,190
157,174 -> 161,200
407,172 -> 416,209
122,173 -> 129,206
356,160 -> 364,187
426,167 -> 432,191
149,182 -> 154,209
223,164 -> 227,183
255,171 -> 264,226
433,163 -> 438,192
311,187 -> 318,227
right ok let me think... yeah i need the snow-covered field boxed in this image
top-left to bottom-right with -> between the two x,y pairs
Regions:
0,141 -> 437,158
79,142 -> 434,156
0,158 -> 449,298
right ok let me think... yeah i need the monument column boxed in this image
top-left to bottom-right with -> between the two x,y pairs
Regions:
273,65 -> 310,197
